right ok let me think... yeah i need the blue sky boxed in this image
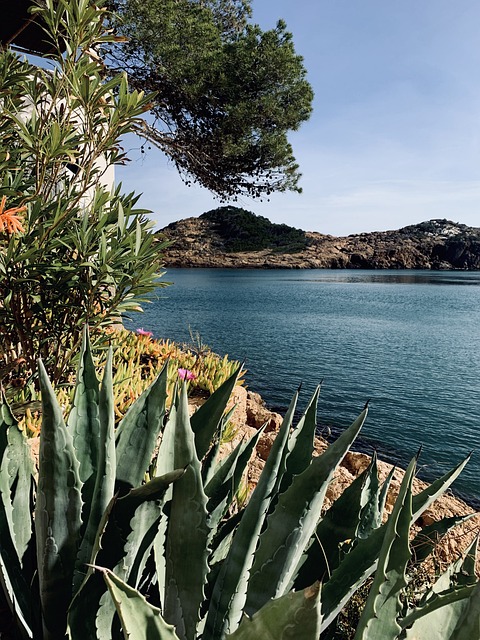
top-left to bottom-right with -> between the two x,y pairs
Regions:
116,0 -> 480,235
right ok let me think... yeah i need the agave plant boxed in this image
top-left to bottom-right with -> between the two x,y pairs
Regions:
0,329 -> 476,640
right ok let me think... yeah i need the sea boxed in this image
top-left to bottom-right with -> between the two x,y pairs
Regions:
125,268 -> 480,505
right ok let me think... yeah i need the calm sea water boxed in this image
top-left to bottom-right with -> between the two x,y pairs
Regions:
127,269 -> 480,504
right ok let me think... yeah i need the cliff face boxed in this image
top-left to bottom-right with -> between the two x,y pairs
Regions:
160,211 -> 480,269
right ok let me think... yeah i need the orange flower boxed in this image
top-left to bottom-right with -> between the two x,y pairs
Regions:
0,196 -> 26,234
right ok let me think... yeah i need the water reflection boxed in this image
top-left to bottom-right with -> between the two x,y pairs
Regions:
291,270 -> 480,286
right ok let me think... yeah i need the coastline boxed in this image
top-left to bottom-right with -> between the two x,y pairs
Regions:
160,216 -> 480,270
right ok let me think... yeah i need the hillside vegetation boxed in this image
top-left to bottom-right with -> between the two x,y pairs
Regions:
201,206 -> 307,253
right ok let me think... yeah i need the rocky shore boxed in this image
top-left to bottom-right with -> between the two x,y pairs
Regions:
219,385 -> 480,572
160,212 -> 480,270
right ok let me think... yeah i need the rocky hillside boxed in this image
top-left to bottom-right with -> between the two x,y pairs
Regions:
159,208 -> 480,269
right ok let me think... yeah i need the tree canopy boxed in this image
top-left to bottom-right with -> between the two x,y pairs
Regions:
106,0 -> 314,199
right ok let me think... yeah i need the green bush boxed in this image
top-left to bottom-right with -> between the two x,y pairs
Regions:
0,329 -> 476,639
201,206 -> 307,253
0,0 -> 166,388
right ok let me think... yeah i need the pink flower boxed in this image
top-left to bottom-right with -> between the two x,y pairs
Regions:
178,368 -> 196,381
136,328 -> 153,338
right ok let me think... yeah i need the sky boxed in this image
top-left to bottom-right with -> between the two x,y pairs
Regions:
116,0 -> 480,236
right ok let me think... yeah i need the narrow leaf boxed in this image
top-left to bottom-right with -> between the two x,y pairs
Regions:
354,456 -> 416,640
73,348 -> 116,593
204,390 -> 299,640
226,583 -> 322,640
320,455 -> 471,632
115,361 -> 168,491
294,449 -> 380,590
246,406 -> 368,615
98,567 -> 181,640
164,384 -> 209,640
190,365 -> 242,460
36,359 -> 83,639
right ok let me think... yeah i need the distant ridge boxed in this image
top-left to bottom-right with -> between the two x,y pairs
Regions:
159,207 -> 480,270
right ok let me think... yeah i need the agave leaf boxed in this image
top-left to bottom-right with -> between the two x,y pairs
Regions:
202,405 -> 237,486
403,536 -> 478,639
97,566 -> 181,640
73,348 -> 116,594
411,454 -> 471,521
294,448 -> 380,590
204,439 -> 243,501
354,456 -> 416,640
226,583 -> 322,640
68,326 -> 101,515
201,436 -> 222,487
449,581 -> 480,639
411,513 -> 476,565
277,384 -> 321,496
164,383 -> 210,640
153,405 -> 178,609
113,474 -> 187,591
68,470 -> 183,640
115,361 -> 168,491
204,390 -> 300,640
95,495 -> 168,640
36,359 -> 83,640
356,451 -> 381,539
0,553 -> 32,640
400,583 -> 478,634
0,397 -> 35,569
206,426 -> 265,532
190,365 -> 242,460
320,454 -> 472,632
246,406 -> 368,616
0,401 -> 33,637
376,463 -> 395,525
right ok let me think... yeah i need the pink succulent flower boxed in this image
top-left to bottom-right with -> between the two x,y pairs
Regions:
178,368 -> 196,381
136,328 -> 153,338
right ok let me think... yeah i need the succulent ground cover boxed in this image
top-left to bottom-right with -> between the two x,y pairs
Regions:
9,327 -> 244,436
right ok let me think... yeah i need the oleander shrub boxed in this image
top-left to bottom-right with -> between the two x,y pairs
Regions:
0,0 -> 166,390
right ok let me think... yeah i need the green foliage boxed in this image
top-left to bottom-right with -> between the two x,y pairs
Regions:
202,206 -> 307,253
0,330 -> 476,639
107,0 -> 314,198
18,328 -> 245,436
0,0 -> 166,387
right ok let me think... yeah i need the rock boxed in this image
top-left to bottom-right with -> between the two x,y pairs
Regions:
246,391 -> 283,432
160,211 -> 480,270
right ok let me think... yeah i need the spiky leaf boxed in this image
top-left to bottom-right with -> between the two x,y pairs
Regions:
246,406 -> 368,615
115,362 -> 168,491
36,359 -> 83,639
354,456 -> 416,640
294,449 -> 381,590
99,566 -> 181,640
74,347 -> 116,593
191,365 -> 242,460
164,384 -> 209,640
204,390 -> 299,640
320,454 -> 472,632
226,583 -> 322,640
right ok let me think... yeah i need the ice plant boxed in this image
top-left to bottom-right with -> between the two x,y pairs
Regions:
136,328 -> 153,337
178,367 -> 196,380
0,195 -> 26,234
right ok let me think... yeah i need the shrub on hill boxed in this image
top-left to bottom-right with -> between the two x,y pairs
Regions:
201,206 -> 307,253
